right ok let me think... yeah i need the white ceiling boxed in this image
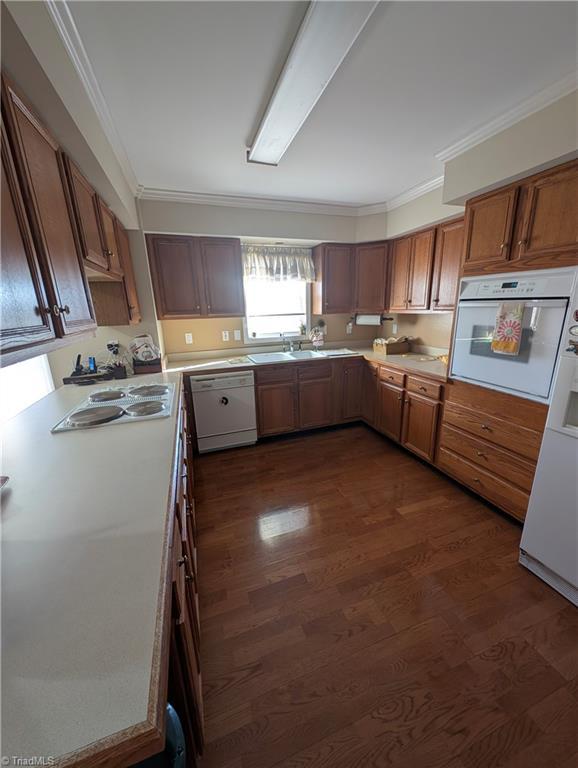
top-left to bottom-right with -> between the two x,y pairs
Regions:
68,1 -> 577,208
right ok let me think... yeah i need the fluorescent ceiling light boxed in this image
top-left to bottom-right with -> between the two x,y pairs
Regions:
247,1 -> 379,166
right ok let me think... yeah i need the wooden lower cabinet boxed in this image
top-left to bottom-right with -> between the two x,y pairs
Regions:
299,377 -> 333,429
377,381 -> 404,442
257,382 -> 298,435
437,379 -> 547,521
401,391 -> 439,462
361,363 -> 378,426
341,361 -> 362,420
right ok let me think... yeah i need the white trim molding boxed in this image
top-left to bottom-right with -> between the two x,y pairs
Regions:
137,175 -> 445,218
44,0 -> 139,194
435,72 -> 578,163
136,186 -> 362,217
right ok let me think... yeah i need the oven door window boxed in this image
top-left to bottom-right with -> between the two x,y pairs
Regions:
451,299 -> 568,400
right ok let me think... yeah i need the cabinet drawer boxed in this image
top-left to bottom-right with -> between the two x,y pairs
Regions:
298,361 -> 333,380
442,401 -> 542,462
406,376 -> 442,401
439,424 -> 535,493
379,366 -> 405,388
437,447 -> 529,521
255,365 -> 296,385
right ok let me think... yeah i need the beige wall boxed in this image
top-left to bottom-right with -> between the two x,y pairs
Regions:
443,91 -> 578,205
385,187 -> 464,240
138,199 -> 357,243
392,312 -> 453,350
356,211 -> 387,241
161,312 -> 376,355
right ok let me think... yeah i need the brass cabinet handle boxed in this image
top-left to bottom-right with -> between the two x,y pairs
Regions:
388,375 -> 394,380
397,394 -> 402,400
177,555 -> 188,567
419,386 -> 427,392
404,399 -> 410,405
473,477 -> 481,483
476,450 -> 487,458
500,243 -> 508,250
481,424 -> 491,431
517,240 -> 527,246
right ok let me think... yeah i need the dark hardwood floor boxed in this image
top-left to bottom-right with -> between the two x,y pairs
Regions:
194,425 -> 577,768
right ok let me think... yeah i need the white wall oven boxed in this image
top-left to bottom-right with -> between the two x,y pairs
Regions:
450,268 -> 577,403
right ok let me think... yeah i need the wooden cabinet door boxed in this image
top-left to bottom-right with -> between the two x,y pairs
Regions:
342,361 -> 362,420
408,229 -> 435,310
361,363 -> 378,426
401,391 -> 439,462
1,123 -> 55,357
463,187 -> 518,269
64,157 -> 108,270
354,242 -> 387,312
257,383 -> 297,436
377,381 -> 404,442
147,234 -> 203,318
115,221 -> 141,324
516,163 -> 578,263
3,80 -> 95,336
298,378 -> 333,429
431,219 -> 464,311
97,197 -> 122,275
389,237 -> 411,311
198,237 -> 244,316
318,244 -> 354,314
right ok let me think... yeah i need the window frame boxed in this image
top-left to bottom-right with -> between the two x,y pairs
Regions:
242,279 -> 312,345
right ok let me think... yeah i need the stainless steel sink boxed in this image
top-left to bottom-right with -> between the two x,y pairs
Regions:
247,352 -> 292,364
288,350 -> 324,360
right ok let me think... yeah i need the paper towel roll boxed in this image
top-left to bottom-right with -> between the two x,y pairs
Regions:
355,314 -> 382,326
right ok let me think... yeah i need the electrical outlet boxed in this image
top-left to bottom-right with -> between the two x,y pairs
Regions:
234,329 -> 241,341
222,330 -> 230,342
346,321 -> 353,335
185,333 -> 193,345
392,322 -> 398,334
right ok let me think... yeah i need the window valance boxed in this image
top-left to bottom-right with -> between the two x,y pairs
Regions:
242,244 -> 315,282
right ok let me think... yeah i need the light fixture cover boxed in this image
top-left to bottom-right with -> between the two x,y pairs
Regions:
247,1 -> 379,166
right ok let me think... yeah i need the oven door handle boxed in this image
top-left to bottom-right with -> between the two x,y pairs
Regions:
457,299 -> 568,310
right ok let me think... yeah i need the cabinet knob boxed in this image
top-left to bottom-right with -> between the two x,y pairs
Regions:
517,240 -> 527,246
185,574 -> 194,583
407,299 -> 412,304
481,423 -> 491,431
476,451 -> 487,458
51,305 -> 61,316
418,386 -> 427,392
59,305 -> 70,315
177,555 -> 188,567
433,298 -> 440,304
388,375 -> 394,380
397,394 -> 402,400
499,243 -> 508,250
404,399 -> 410,405
207,304 -> 211,312
473,477 -> 481,483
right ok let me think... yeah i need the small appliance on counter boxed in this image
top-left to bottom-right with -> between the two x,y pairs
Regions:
130,334 -> 163,374
63,354 -> 114,386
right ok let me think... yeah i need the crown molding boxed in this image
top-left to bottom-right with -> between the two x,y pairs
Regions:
435,72 -> 578,163
136,186 -> 362,217
385,176 -> 444,212
44,0 -> 139,194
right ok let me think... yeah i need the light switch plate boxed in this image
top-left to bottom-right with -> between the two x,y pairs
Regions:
185,333 -> 193,344
234,329 -> 241,341
222,330 -> 230,342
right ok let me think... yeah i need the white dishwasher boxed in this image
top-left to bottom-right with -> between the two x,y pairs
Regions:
190,371 -> 257,452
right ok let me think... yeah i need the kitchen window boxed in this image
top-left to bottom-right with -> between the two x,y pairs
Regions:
242,244 -> 315,343
0,354 -> 54,425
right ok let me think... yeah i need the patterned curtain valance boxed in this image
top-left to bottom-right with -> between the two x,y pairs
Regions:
242,244 -> 315,282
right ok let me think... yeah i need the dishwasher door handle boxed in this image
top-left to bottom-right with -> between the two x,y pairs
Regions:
220,396 -> 229,406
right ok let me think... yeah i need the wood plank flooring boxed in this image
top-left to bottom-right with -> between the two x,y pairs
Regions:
194,425 -> 577,768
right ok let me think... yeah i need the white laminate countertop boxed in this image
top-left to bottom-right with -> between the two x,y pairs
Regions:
165,349 -> 448,380
1,373 -> 181,763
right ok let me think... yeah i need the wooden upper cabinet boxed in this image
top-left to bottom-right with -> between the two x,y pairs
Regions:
389,237 -> 411,311
115,221 -> 141,324
354,242 -> 387,312
97,197 -> 122,276
1,122 -> 55,359
197,238 -> 244,317
64,157 -> 108,271
147,234 -> 203,318
407,229 -> 435,310
463,186 -> 518,270
2,78 -> 95,336
516,162 -> 578,263
312,244 -> 354,314
431,218 -> 464,311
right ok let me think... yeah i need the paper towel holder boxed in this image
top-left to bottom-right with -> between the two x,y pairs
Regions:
352,313 -> 394,325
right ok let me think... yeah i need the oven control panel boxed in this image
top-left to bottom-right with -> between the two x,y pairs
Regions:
475,278 -> 547,298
